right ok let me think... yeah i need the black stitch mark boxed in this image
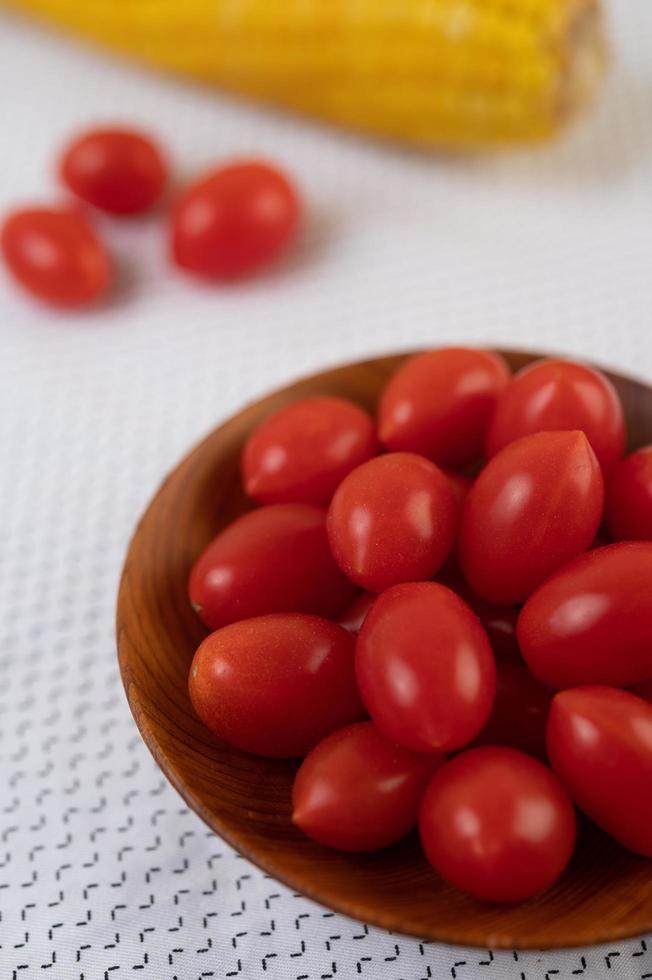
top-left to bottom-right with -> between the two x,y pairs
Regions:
605,952 -> 621,968
262,953 -> 278,971
76,945 -> 91,962
110,905 -> 127,921
572,955 -> 587,974
231,931 -> 247,949
633,941 -> 648,956
452,961 -> 467,979
40,950 -> 56,968
545,971 -> 559,980
479,951 -> 494,965
356,957 -> 371,974
291,941 -> 306,957
321,964 -> 337,978
385,943 -> 400,961
48,923 -> 63,940
226,959 -> 242,976
353,925 -> 369,939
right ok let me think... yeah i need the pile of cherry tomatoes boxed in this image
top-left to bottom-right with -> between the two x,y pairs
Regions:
1,126 -> 300,306
188,348 -> 652,904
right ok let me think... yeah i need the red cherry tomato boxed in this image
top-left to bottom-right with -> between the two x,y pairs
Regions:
547,687 -> 652,855
189,614 -> 365,757
485,358 -> 625,475
1,207 -> 110,307
242,397 -> 378,506
419,746 -> 576,902
356,582 -> 495,752
437,571 -> 522,663
338,592 -> 376,633
327,452 -> 458,592
471,663 -> 553,759
171,160 -> 300,279
459,431 -> 603,605
189,504 -> 357,630
292,721 -> 443,851
60,127 -> 167,215
606,446 -> 652,541
379,348 -> 510,467
518,542 -> 652,688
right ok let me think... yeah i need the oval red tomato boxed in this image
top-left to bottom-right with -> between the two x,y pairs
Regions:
189,614 -> 365,757
356,582 -> 495,752
605,446 -> 652,541
459,431 -> 603,604
338,591 -> 376,633
378,348 -> 510,467
471,663 -> 552,759
1,207 -> 110,307
327,452 -> 458,592
518,542 -> 652,688
171,160 -> 300,279
292,721 -> 443,851
242,396 -> 378,506
189,503 -> 357,630
485,358 -> 625,475
60,127 -> 167,215
547,686 -> 652,855
419,746 -> 576,902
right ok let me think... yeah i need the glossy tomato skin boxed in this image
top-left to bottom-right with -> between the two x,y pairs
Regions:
547,687 -> 652,855
378,348 -> 510,467
292,721 -> 443,851
1,207 -> 110,307
459,431 -> 603,605
189,614 -> 365,757
518,542 -> 652,688
419,747 -> 576,902
171,161 -> 299,279
471,663 -> 553,759
606,447 -> 652,541
338,592 -> 376,633
189,504 -> 357,630
327,453 -> 458,592
356,582 -> 495,752
443,470 -> 473,511
243,397 -> 378,506
60,128 -> 167,215
486,358 -> 625,475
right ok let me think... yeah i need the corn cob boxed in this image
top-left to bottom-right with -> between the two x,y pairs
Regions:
4,0 -> 607,147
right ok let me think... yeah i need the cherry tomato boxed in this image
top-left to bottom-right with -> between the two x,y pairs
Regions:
189,614 -> 365,757
338,592 -> 376,633
437,571 -> 522,663
356,582 -> 495,752
327,452 -> 458,592
292,721 -> 443,851
243,397 -> 378,506
1,207 -> 110,307
171,160 -> 300,279
378,348 -> 510,467
606,446 -> 652,541
459,431 -> 603,605
189,504 -> 357,630
547,687 -> 652,855
486,358 -> 625,475
518,542 -> 652,688
60,127 -> 167,215
471,663 -> 553,759
419,747 -> 576,902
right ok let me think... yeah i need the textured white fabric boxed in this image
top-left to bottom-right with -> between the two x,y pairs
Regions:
1,4 -> 652,978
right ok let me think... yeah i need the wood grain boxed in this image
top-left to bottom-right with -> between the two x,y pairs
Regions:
116,349 -> 652,949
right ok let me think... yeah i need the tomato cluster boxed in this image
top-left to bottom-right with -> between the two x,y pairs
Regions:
2,126 -> 300,307
187,348 -> 652,903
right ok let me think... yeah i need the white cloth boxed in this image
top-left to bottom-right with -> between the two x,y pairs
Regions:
1,4 -> 652,977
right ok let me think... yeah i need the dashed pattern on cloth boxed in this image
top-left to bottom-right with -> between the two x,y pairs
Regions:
2,1 -> 652,976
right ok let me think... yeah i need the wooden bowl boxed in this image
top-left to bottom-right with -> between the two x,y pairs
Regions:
116,349 -> 652,950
